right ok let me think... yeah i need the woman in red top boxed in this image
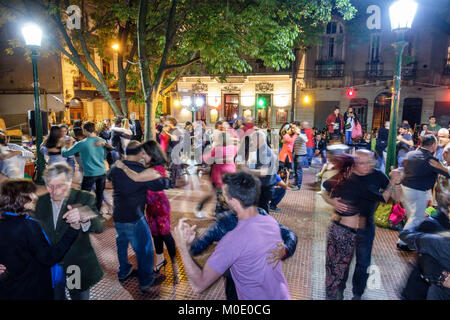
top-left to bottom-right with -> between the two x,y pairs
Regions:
279,125 -> 297,180
158,124 -> 170,152
116,141 -> 179,284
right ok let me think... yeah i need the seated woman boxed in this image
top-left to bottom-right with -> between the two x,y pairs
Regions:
0,179 -> 80,300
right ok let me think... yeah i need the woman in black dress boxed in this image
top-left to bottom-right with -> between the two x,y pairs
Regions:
0,179 -> 80,300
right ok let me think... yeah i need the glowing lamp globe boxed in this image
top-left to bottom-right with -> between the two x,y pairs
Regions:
22,23 -> 42,47
389,0 -> 418,32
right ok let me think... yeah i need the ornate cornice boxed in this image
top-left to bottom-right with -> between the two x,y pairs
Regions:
255,82 -> 274,93
192,80 -> 208,93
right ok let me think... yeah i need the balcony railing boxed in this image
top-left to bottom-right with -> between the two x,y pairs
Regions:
444,59 -> 450,76
401,61 -> 417,80
365,60 -> 384,79
315,60 -> 345,78
73,76 -> 94,89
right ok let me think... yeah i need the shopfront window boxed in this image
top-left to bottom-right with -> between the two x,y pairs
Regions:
224,94 -> 239,122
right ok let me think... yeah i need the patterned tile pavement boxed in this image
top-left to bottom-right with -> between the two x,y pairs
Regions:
79,167 -> 414,300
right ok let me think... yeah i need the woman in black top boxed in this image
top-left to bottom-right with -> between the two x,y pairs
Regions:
0,179 -> 80,300
322,154 -> 361,300
42,125 -> 65,165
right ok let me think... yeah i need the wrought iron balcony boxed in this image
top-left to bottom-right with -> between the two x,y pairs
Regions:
401,61 -> 417,80
315,60 -> 345,78
365,60 -> 384,78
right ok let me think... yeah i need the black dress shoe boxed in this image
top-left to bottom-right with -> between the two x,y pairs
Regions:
140,274 -> 166,292
118,269 -> 137,282
397,243 -> 414,252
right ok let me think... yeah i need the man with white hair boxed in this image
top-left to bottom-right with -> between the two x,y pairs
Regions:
435,128 -> 449,162
129,112 -> 143,142
34,162 -> 104,300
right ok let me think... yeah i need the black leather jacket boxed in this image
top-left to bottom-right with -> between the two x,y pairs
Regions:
190,208 -> 298,259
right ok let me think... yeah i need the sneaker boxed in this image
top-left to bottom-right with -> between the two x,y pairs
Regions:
336,290 -> 344,300
269,206 -> 281,212
291,186 -> 300,191
118,268 -> 137,282
352,295 -> 362,300
140,274 -> 166,292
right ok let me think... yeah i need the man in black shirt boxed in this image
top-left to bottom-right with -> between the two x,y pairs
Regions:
107,141 -> 170,292
397,135 -> 450,251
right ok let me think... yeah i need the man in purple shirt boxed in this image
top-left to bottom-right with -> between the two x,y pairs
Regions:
174,171 -> 291,300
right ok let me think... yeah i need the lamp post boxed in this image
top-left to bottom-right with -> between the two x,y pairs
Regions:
385,0 -> 417,175
22,23 -> 45,184
182,95 -> 204,122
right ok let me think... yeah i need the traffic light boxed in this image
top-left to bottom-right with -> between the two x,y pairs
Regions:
346,88 -> 355,98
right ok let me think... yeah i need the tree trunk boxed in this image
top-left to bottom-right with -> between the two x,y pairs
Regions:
117,53 -> 128,117
144,90 -> 160,141
138,0 -> 154,140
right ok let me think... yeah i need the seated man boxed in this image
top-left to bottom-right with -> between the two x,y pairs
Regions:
175,171 -> 291,300
269,174 -> 289,212
399,183 -> 450,300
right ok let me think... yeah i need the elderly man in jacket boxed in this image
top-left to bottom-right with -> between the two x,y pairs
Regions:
33,162 -> 104,300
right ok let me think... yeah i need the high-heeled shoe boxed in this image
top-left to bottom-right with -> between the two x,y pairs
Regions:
154,259 -> 167,273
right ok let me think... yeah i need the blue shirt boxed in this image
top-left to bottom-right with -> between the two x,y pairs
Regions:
62,137 -> 106,177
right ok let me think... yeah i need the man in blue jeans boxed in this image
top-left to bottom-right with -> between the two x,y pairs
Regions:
292,125 -> 308,190
332,150 -> 403,299
107,141 -> 171,292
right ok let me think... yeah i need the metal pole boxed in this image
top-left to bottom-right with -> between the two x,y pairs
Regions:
385,40 -> 408,176
31,48 -> 45,185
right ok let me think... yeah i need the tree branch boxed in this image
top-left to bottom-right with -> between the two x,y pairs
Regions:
163,55 -> 200,72
0,0 -> 27,16
160,52 -> 200,95
124,40 -> 138,74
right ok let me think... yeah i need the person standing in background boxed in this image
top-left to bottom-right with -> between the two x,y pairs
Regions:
129,112 -> 143,142
428,116 -> 441,135
302,122 -> 315,168
343,107 -> 358,145
326,107 -> 344,142
396,123 -> 414,168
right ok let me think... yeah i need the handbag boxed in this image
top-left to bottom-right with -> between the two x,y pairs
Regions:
389,203 -> 406,231
374,202 -> 393,228
351,121 -> 362,139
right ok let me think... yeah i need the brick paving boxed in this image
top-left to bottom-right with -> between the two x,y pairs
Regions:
78,167 -> 414,300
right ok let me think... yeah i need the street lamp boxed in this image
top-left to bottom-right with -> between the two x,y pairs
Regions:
22,23 -> 45,184
182,95 -> 204,122
385,0 -> 417,175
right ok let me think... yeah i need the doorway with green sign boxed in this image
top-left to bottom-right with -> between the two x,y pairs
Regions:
256,93 -> 271,126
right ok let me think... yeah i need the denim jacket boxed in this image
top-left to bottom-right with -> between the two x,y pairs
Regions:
399,211 -> 450,271
189,208 -> 298,259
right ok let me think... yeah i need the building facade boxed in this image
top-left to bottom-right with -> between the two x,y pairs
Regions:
298,1 -> 450,132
